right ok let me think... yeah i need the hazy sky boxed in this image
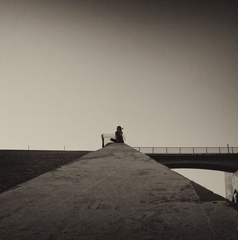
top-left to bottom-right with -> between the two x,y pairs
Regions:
1,0 -> 238,197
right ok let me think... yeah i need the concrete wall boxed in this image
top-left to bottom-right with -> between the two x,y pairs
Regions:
225,171 -> 238,201
1,144 -> 238,240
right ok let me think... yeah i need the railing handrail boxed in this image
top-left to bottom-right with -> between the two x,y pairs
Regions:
133,146 -> 238,154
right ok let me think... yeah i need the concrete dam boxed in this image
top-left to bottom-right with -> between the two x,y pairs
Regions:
0,144 -> 238,239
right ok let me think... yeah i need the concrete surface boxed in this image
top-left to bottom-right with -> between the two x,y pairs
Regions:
0,143 -> 238,240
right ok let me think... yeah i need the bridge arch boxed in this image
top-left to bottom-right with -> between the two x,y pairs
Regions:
147,153 -> 238,173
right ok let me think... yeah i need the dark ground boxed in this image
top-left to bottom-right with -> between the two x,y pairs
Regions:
0,150 -> 91,194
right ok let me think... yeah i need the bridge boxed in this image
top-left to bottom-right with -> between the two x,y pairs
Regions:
133,147 -> 238,173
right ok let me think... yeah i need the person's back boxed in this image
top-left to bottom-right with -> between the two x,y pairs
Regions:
115,128 -> 124,143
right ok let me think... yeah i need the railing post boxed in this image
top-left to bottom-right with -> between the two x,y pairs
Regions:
206,147 -> 208,154
227,144 -> 230,154
193,147 -> 194,154
101,134 -> 104,148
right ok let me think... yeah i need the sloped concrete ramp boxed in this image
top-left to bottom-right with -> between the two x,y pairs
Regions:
0,144 -> 238,240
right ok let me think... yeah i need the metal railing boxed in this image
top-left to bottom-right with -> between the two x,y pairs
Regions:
133,147 -> 238,154
101,134 -> 114,148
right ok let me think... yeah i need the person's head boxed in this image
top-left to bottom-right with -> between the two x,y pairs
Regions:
117,126 -> 123,131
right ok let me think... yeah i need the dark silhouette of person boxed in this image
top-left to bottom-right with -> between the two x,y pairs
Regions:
233,189 -> 238,204
110,126 -> 124,143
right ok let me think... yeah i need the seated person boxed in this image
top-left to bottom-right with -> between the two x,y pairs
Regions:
110,126 -> 124,143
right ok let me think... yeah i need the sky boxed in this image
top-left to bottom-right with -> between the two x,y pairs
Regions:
1,0 -> 238,197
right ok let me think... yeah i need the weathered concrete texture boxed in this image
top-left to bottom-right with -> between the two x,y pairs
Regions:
0,144 -> 238,240
225,171 -> 238,201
